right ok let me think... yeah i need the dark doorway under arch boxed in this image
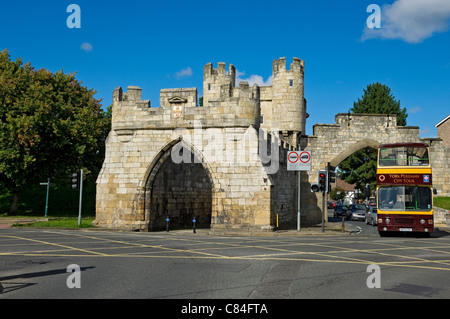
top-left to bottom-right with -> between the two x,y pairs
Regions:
146,149 -> 213,231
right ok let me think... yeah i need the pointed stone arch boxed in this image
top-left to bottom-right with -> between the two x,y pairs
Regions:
329,139 -> 380,167
140,138 -> 220,231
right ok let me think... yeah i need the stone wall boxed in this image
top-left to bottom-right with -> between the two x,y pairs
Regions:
299,113 -> 450,221
96,59 -> 448,232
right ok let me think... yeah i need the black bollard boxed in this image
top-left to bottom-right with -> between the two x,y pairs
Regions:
193,217 -> 197,234
166,217 -> 169,232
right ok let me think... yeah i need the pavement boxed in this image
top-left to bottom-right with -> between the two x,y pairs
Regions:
0,217 -> 48,229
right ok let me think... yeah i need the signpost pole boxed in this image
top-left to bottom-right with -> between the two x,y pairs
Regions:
45,178 -> 50,218
297,170 -> 301,231
322,190 -> 326,233
288,150 -> 311,232
40,178 -> 55,218
77,169 -> 83,226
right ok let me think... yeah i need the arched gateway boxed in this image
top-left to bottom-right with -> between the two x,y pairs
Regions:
95,59 -> 449,231
301,113 -> 448,193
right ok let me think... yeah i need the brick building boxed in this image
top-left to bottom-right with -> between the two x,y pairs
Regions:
436,114 -> 450,146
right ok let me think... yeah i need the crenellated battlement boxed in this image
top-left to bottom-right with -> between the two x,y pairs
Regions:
272,57 -> 304,75
204,62 -> 236,79
112,58 -> 307,143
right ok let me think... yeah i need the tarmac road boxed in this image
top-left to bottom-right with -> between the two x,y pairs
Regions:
1,227 -> 450,300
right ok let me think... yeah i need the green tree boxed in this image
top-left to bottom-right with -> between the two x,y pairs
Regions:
350,82 -> 407,126
330,187 -> 346,201
0,50 -> 109,215
338,148 -> 377,193
339,82 -> 408,193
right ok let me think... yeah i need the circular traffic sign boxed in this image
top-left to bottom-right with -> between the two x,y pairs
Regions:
288,152 -> 299,164
299,152 -> 311,164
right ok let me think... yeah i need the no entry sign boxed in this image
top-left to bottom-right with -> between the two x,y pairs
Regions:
287,151 -> 311,171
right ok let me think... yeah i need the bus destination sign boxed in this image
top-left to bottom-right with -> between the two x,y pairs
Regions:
377,173 -> 432,186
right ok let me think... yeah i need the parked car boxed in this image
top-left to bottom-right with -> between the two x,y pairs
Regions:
365,206 -> 378,226
334,204 -> 350,220
350,204 -> 367,221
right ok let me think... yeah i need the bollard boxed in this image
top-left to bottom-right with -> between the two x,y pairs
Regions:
193,217 -> 196,234
166,217 -> 170,232
342,217 -> 345,233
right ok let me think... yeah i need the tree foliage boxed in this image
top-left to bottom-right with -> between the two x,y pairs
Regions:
0,49 -> 110,215
338,148 -> 377,193
350,82 -> 407,126
339,82 -> 408,193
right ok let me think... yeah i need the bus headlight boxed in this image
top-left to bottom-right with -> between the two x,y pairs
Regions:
420,219 -> 426,225
385,218 -> 391,224
428,219 -> 433,224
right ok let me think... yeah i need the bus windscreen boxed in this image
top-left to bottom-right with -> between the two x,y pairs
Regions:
378,186 -> 432,212
379,146 -> 429,167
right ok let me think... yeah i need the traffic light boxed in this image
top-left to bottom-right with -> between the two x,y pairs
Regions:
318,170 -> 327,193
327,162 -> 336,193
72,171 -> 81,190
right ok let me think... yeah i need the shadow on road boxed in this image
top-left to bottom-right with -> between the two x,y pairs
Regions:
0,266 -> 95,295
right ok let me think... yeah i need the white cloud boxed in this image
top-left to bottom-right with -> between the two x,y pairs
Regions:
362,0 -> 450,43
409,106 -> 421,114
175,67 -> 193,79
236,70 -> 273,87
80,42 -> 93,52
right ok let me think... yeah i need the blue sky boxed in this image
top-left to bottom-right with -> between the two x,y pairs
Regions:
1,0 -> 449,137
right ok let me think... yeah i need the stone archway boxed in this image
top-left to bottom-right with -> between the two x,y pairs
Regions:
143,139 -> 216,231
329,139 -> 379,167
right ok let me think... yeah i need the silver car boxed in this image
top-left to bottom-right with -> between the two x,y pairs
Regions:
351,204 -> 367,221
365,206 -> 378,226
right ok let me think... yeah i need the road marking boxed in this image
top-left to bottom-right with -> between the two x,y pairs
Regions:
0,235 -> 108,256
2,231 -> 450,272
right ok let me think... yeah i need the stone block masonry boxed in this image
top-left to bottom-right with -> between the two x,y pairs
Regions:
96,58 -> 449,232
96,58 -> 309,231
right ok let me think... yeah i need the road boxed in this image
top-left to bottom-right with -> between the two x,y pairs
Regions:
328,213 -> 379,235
1,225 -> 450,302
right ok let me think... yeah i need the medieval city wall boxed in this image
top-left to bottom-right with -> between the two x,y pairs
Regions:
96,58 -> 448,231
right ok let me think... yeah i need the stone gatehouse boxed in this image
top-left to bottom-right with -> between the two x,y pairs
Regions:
95,57 -> 450,231
95,58 -> 309,231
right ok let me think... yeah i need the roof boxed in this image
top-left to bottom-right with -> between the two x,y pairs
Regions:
435,114 -> 450,128
379,143 -> 429,149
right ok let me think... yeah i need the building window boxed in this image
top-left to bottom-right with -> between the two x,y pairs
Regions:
289,80 -> 294,87
260,115 -> 264,124
208,84 -> 211,90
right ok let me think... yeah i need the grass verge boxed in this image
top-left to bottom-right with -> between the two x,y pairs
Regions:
13,217 -> 96,229
435,197 -> 450,211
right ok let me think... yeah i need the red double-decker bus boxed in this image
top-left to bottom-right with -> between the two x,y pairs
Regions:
376,143 -> 434,236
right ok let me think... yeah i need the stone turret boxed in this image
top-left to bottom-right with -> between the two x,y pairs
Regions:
271,57 -> 306,145
203,62 -> 236,106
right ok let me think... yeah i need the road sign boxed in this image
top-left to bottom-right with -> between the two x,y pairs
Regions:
287,151 -> 311,171
39,178 -> 56,218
